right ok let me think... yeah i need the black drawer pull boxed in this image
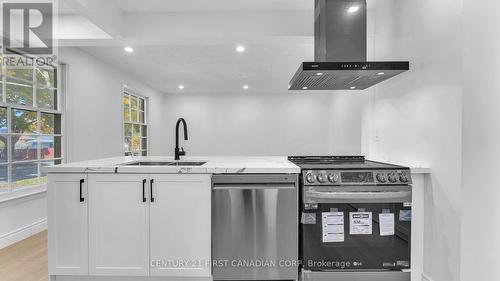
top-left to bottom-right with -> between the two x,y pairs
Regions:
150,179 -> 155,203
79,179 -> 85,202
142,179 -> 147,202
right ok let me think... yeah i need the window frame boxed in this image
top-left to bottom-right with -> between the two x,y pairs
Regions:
0,58 -> 64,198
122,87 -> 149,156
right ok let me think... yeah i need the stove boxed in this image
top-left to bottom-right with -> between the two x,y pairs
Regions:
288,156 -> 412,281
288,156 -> 412,186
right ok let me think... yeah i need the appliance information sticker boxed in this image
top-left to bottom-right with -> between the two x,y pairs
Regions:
379,213 -> 395,236
322,212 -> 344,242
349,212 -> 373,235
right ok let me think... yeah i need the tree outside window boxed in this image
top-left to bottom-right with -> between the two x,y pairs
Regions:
123,91 -> 147,156
0,59 -> 62,194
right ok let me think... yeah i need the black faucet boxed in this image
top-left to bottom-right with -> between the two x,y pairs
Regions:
175,118 -> 188,160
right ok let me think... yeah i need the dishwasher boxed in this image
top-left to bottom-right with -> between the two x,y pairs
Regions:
212,174 -> 299,281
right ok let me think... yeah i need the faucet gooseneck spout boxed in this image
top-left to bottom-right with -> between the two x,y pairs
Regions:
175,118 -> 188,160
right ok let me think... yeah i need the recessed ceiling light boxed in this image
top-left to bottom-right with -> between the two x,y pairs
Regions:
347,6 -> 359,13
178,85 -> 185,90
377,72 -> 385,75
236,45 -> 245,53
124,46 -> 134,53
316,72 -> 323,76
302,86 -> 308,90
350,86 -> 356,89
243,85 -> 249,90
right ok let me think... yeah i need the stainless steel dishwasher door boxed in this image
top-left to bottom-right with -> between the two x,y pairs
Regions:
212,174 -> 298,281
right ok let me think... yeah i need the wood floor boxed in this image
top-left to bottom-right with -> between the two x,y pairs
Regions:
0,231 -> 48,281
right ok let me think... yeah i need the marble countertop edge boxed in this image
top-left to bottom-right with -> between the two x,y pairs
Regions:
46,156 -> 430,175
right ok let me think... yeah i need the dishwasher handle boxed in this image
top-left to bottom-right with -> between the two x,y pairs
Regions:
212,183 -> 295,190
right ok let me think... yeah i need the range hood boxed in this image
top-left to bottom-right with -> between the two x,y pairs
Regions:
288,0 -> 409,91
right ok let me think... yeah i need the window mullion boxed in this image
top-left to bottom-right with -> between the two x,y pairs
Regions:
7,106 -> 11,192
36,111 -> 41,181
2,75 -> 6,103
33,65 -> 37,108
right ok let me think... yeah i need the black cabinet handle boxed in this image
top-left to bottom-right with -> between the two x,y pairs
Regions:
150,179 -> 155,203
79,179 -> 85,202
142,179 -> 147,202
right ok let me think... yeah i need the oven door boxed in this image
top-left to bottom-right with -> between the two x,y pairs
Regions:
301,185 -> 412,271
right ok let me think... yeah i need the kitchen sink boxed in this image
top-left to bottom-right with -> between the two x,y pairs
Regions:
126,161 -> 171,166
166,162 -> 207,166
125,161 -> 206,166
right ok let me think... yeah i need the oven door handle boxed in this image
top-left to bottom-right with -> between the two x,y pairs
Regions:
305,190 -> 412,200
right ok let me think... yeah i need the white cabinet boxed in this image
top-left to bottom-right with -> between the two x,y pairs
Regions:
150,174 -> 211,277
48,174 -> 88,275
49,172 -> 212,279
88,174 -> 150,276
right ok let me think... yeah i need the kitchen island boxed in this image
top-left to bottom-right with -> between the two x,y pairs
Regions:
46,156 -> 300,281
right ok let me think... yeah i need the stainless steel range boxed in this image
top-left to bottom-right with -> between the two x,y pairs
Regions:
288,156 -> 412,281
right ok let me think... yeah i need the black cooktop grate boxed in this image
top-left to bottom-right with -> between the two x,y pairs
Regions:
287,156 -> 365,164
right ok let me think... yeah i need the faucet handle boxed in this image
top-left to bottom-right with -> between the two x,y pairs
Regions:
180,147 -> 186,155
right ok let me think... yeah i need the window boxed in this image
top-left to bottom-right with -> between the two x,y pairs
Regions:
123,91 -> 148,156
0,57 -> 62,194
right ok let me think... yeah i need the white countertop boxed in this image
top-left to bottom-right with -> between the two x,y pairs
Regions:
46,156 -> 301,174
410,167 -> 431,174
47,155 -> 430,176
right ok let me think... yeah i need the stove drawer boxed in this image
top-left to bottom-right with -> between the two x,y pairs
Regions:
300,271 -> 410,281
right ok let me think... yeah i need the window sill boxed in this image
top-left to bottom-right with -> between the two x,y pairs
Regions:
0,185 -> 47,204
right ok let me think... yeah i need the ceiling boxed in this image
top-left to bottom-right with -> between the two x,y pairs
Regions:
56,0 -> 374,94
58,1 -> 77,14
81,42 -> 312,94
111,0 -> 313,12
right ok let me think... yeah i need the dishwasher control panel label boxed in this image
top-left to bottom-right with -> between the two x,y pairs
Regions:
322,212 -> 344,242
349,212 -> 372,235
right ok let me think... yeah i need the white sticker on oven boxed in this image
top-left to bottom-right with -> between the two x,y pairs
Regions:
322,212 -> 344,242
379,213 -> 395,236
349,212 -> 372,235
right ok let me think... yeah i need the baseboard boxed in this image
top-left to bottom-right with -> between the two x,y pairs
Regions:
422,273 -> 434,281
0,218 -> 47,249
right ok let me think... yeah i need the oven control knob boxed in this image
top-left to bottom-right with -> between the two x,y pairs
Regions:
328,173 -> 339,183
305,173 -> 315,183
399,172 -> 409,183
316,174 -> 326,183
376,173 -> 387,183
388,173 -> 398,183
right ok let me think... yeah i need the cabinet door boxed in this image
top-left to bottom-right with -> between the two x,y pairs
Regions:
150,174 -> 211,277
48,174 -> 88,275
88,174 -> 150,276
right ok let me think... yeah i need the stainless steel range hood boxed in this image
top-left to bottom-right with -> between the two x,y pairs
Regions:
288,0 -> 409,91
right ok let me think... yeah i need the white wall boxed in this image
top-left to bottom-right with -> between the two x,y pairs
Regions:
163,92 -> 364,156
362,1 -> 463,281
60,47 -> 168,162
461,1 -> 500,281
0,194 -> 47,248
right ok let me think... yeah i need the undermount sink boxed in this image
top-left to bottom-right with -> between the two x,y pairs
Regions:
166,161 -> 207,166
125,161 -> 206,166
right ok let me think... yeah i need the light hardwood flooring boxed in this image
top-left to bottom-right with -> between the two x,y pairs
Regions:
0,231 -> 48,281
